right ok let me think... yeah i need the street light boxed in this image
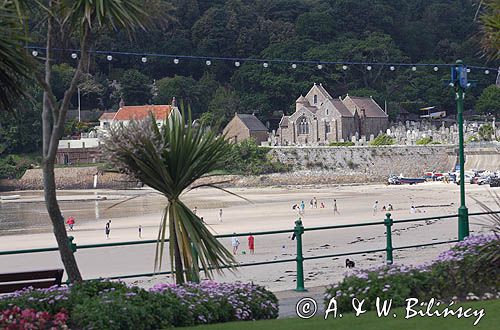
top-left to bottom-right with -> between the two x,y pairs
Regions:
450,59 -> 470,241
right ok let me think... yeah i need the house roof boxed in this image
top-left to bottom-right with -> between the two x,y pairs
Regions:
99,112 -> 117,121
330,99 -> 354,117
236,114 -> 268,131
113,105 -> 172,121
347,96 -> 388,118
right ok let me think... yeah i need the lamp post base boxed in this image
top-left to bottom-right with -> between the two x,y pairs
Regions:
458,206 -> 469,241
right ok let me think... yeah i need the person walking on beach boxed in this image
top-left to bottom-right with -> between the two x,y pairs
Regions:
313,197 -> 318,208
410,205 -> 416,214
309,199 -> 314,208
248,234 -> 255,254
105,220 -> 111,239
373,201 -> 379,216
138,225 -> 142,239
300,201 -> 305,213
218,208 -> 223,222
333,199 -> 339,215
231,234 -> 240,255
66,216 -> 75,231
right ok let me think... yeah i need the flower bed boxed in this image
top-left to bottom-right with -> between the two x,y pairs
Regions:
324,234 -> 500,312
0,281 -> 278,329
0,305 -> 68,329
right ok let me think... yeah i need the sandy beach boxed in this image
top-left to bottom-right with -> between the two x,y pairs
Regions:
0,182 -> 497,291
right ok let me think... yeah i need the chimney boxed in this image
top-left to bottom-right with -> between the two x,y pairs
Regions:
171,97 -> 177,107
361,109 -> 366,117
119,98 -> 125,108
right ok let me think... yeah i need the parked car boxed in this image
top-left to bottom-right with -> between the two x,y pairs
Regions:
490,177 -> 500,187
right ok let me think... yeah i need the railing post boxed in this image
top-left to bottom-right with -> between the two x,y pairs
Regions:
67,236 -> 77,253
294,218 -> 307,292
384,213 -> 393,265
191,243 -> 200,283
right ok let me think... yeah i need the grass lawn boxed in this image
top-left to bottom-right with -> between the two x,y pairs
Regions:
181,299 -> 499,330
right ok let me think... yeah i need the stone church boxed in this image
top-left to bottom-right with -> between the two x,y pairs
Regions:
277,84 -> 388,145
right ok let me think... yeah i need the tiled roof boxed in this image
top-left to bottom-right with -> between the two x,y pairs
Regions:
99,112 -> 117,120
348,97 -> 388,118
315,84 -> 333,99
113,105 -> 172,121
331,99 -> 354,117
236,114 -> 268,131
279,116 -> 289,127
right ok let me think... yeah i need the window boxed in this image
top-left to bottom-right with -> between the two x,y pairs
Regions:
326,123 -> 331,133
326,108 -> 329,115
297,116 -> 309,135
313,94 -> 317,104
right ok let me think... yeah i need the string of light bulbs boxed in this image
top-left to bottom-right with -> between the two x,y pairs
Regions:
27,46 -> 500,75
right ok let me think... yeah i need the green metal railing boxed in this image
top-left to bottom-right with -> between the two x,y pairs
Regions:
1,210 -> 498,291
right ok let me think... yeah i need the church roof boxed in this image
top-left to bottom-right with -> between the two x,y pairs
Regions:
347,96 -> 388,118
279,116 -> 289,127
236,114 -> 268,131
296,95 -> 308,104
331,99 -> 354,117
315,83 -> 333,99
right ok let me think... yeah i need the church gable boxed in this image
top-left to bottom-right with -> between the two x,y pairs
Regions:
289,105 -> 316,122
304,83 -> 331,108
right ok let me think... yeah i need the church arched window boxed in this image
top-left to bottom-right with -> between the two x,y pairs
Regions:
297,116 -> 309,135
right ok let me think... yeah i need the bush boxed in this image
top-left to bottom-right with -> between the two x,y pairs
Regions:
0,280 -> 278,329
226,139 -> 290,175
324,234 -> 500,312
328,141 -> 355,146
0,154 -> 36,179
416,136 -> 433,145
369,134 -> 395,146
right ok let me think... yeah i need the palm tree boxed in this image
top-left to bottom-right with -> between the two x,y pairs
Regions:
39,0 -> 145,283
0,0 -> 30,111
104,111 -> 238,284
476,0 -> 500,60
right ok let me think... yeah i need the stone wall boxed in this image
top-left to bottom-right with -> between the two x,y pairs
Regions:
7,167 -> 138,190
2,145 -> 499,191
268,145 -> 457,182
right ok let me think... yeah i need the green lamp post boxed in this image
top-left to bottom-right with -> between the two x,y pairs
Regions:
451,60 -> 470,241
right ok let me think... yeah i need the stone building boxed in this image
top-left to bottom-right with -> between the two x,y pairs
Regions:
223,113 -> 269,144
277,84 -> 388,145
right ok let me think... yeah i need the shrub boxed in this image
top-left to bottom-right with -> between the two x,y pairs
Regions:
328,141 -> 355,146
226,139 -> 290,175
369,134 -> 395,146
324,234 -> 500,312
0,280 -> 278,329
416,136 -> 433,145
0,154 -> 35,179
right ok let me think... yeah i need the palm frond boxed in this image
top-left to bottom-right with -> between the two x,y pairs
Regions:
0,1 -> 31,111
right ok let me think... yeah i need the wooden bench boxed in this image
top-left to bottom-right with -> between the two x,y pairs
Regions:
0,269 -> 64,294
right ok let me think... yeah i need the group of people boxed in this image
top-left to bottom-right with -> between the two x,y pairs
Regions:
231,234 -> 254,255
292,198 -> 340,215
372,201 -> 394,215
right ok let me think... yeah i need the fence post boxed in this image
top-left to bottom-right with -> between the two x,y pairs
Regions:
294,218 -> 307,292
67,236 -> 77,253
384,213 -> 393,265
191,243 -> 200,283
